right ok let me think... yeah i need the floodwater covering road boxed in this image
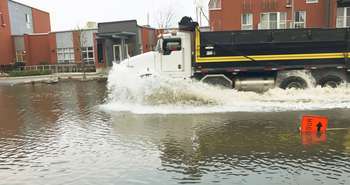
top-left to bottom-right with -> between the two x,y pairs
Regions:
0,75 -> 350,184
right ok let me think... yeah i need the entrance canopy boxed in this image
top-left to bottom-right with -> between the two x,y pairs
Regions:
338,0 -> 350,7
96,32 -> 137,66
96,32 -> 136,39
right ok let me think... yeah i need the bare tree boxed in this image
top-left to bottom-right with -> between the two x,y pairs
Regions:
74,26 -> 88,80
155,7 -> 176,29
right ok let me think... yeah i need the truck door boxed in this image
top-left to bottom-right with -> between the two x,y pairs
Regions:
161,38 -> 184,72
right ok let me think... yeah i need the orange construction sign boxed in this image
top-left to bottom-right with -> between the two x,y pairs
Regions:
300,115 -> 328,133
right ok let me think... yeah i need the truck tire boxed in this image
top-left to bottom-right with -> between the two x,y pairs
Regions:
279,76 -> 308,89
318,75 -> 343,88
312,69 -> 347,88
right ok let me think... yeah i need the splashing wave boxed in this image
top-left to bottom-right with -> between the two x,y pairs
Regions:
101,63 -> 350,114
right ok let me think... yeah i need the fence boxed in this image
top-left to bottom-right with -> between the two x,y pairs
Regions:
0,64 -> 15,73
8,64 -> 96,73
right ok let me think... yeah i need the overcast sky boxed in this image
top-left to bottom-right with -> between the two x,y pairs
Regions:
16,0 -> 209,31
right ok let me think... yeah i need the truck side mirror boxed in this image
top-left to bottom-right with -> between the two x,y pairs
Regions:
163,49 -> 172,55
158,46 -> 163,53
155,39 -> 163,53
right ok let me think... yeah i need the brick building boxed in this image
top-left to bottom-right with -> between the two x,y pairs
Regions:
0,0 -> 100,69
52,29 -> 98,65
0,0 -> 50,66
1,1 -> 157,72
12,29 -> 98,66
209,0 -> 350,31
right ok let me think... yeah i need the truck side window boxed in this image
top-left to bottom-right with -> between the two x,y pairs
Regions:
163,39 -> 181,55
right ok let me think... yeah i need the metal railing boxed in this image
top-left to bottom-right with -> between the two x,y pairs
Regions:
19,63 -> 96,73
0,64 -> 14,73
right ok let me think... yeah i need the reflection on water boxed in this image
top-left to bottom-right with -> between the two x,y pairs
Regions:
0,81 -> 350,185
111,112 -> 350,185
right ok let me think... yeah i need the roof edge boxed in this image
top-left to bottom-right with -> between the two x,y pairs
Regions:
98,19 -> 138,25
9,0 -> 49,14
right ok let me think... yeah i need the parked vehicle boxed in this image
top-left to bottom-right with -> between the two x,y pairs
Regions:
124,17 -> 350,91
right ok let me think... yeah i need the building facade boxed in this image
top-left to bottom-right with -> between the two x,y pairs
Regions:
0,0 -> 13,66
0,0 -> 98,67
55,29 -> 98,65
209,0 -> 350,31
0,0 -> 50,66
1,1 -> 156,71
11,29 -> 98,66
96,20 -> 157,68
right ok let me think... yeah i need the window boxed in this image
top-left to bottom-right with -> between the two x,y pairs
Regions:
15,50 -> 25,63
241,13 -> 253,30
259,12 -> 287,29
294,11 -> 306,28
306,0 -> 318,3
57,48 -> 75,64
25,14 -> 31,29
97,43 -> 104,64
162,39 -> 181,55
337,7 -> 350,28
209,0 -> 221,10
0,12 -> 6,27
269,13 -> 278,29
81,47 -> 95,64
279,12 -> 287,29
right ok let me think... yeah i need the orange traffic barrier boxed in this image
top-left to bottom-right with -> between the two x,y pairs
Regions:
300,115 -> 328,133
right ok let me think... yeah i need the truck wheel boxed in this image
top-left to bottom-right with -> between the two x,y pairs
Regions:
318,75 -> 343,88
312,69 -> 347,88
279,76 -> 307,89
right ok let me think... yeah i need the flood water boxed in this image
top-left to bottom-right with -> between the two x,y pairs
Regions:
1,81 -> 350,185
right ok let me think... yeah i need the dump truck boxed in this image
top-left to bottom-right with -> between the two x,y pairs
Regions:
124,17 -> 350,91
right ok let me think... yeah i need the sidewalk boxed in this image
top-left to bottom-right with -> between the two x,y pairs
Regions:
0,72 -> 108,85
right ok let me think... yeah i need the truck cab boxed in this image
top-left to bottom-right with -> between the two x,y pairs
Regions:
123,30 -> 193,79
155,31 -> 193,79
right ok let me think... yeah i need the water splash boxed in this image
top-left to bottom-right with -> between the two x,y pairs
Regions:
102,63 -> 350,114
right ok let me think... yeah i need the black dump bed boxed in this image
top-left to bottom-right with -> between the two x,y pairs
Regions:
200,28 -> 350,57
197,28 -> 350,71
